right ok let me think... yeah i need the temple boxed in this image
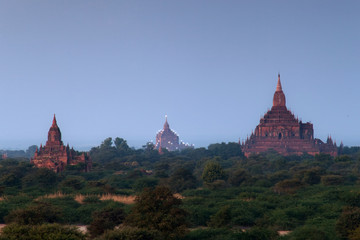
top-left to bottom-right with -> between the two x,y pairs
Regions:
31,115 -> 92,172
154,116 -> 193,152
241,74 -> 337,157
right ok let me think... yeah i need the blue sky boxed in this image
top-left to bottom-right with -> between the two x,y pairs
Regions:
0,1 -> 359,150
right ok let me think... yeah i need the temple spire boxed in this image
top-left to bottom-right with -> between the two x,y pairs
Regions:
276,74 -> 282,92
164,114 -> 169,130
52,114 -> 57,126
273,74 -> 286,107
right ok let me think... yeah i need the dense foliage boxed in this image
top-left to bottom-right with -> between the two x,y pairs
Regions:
0,137 -> 359,239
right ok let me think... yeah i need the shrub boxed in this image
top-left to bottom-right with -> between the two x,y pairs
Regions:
125,186 -> 188,239
88,206 -> 125,237
208,205 -> 232,228
4,202 -> 61,225
0,223 -> 86,240
321,175 -> 344,186
94,226 -> 159,240
273,179 -> 304,194
202,161 -> 227,184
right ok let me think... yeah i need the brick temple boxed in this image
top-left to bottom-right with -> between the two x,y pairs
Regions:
154,116 -> 193,152
241,74 -> 337,157
31,115 -> 92,172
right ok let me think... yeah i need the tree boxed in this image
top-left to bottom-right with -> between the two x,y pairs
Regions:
114,137 -> 130,153
101,138 -> 113,149
208,205 -> 232,228
88,206 -> 125,237
302,167 -> 323,185
5,202 -> 61,225
169,168 -> 197,192
202,161 -> 227,184
132,178 -> 158,192
125,186 -> 187,239
25,145 -> 38,158
207,142 -> 243,159
349,226 -> 360,240
229,168 -> 249,186
321,175 -> 344,186
22,167 -> 57,189
273,179 -> 304,194
336,206 -> 360,239
60,176 -> 86,192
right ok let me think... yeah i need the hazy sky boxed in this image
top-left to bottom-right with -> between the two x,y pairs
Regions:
0,1 -> 359,150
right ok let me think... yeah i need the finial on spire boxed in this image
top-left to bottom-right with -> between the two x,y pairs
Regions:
273,73 -> 286,107
163,115 -> 170,129
276,73 -> 282,92
52,114 -> 57,126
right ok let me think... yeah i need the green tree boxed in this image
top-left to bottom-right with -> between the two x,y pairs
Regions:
229,168 -> 249,186
207,142 -> 243,159
202,161 -> 227,184
5,202 -> 61,225
349,225 -> 360,240
88,206 -> 125,237
169,168 -> 197,192
114,137 -> 130,152
273,179 -> 304,194
132,177 -> 158,192
60,176 -> 86,192
336,206 -> 360,239
22,167 -> 57,189
125,186 -> 188,240
101,138 -> 113,149
25,145 -> 38,158
302,167 -> 323,185
208,205 -> 232,228
288,226 -> 328,240
321,175 -> 344,186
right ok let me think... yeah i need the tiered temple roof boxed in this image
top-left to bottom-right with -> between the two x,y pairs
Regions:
31,115 -> 91,172
155,116 -> 193,152
242,74 -> 337,157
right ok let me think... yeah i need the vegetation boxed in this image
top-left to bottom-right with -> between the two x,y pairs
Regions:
0,138 -> 360,239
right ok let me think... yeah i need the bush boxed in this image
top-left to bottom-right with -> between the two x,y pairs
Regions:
132,178 -> 158,192
94,226 -> 159,240
273,179 -> 304,194
169,168 -> 197,192
182,228 -> 242,240
0,223 -> 86,240
88,206 -> 125,237
202,161 -> 227,184
336,206 -> 360,239
287,225 -> 329,240
208,205 -> 232,228
4,202 -> 61,225
125,186 -> 188,239
60,176 -> 86,192
321,175 -> 344,186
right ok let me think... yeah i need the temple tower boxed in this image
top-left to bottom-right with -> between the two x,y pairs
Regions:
31,115 -> 92,172
242,74 -> 337,157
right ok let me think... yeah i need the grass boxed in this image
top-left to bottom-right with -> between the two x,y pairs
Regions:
38,192 -> 136,204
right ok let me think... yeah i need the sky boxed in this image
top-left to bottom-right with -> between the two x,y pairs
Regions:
0,0 -> 359,150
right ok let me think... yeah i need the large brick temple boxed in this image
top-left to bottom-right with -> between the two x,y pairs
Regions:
241,74 -> 337,157
31,115 -> 92,172
155,116 -> 193,152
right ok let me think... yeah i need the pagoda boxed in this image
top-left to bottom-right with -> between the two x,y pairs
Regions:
154,116 -> 192,152
242,74 -> 337,157
31,115 -> 91,172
